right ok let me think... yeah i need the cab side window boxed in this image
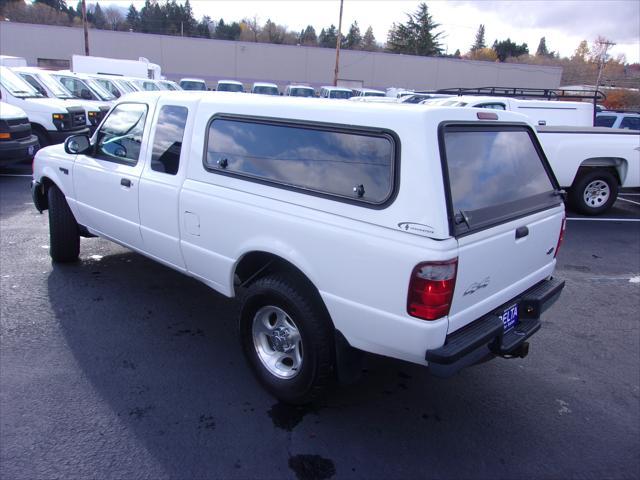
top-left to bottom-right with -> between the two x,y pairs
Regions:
150,105 -> 188,175
95,103 -> 148,164
620,116 -> 639,130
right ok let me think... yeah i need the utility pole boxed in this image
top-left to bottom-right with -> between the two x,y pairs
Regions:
333,0 -> 344,86
81,0 -> 90,56
595,39 -> 616,90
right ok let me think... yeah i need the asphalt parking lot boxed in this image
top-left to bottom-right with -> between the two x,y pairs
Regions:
1,164 -> 639,480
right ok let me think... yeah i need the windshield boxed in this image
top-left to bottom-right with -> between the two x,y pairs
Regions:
181,80 -> 206,91
115,80 -> 135,93
218,83 -> 244,92
159,81 -> 178,91
85,78 -> 116,100
290,87 -> 314,97
329,90 -> 352,99
0,67 -> 43,98
253,86 -> 278,95
38,72 -> 74,99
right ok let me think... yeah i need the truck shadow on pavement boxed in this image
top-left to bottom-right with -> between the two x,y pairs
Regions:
46,250 -> 569,479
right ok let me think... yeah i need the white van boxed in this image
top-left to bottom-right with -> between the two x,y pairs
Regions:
319,86 -> 353,99
0,66 -> 89,147
88,75 -> 138,98
251,82 -> 279,95
352,88 -> 386,98
13,67 -> 109,132
284,85 -> 315,97
179,78 -> 207,91
49,71 -> 117,107
0,101 -> 39,165
217,80 -> 244,93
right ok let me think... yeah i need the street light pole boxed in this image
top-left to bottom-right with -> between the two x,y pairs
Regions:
81,0 -> 90,56
333,0 -> 344,86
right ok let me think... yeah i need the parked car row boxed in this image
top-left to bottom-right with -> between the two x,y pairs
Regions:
0,57 -> 184,160
177,77 -> 387,99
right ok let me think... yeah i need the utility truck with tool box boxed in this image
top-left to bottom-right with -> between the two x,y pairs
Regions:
32,92 -> 566,403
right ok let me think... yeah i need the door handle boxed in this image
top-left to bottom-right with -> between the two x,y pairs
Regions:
515,226 -> 529,239
120,178 -> 132,188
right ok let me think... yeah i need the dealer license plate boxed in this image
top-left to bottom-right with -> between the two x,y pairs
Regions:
500,304 -> 519,331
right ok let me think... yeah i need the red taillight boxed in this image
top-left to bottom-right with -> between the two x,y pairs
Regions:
554,215 -> 567,258
407,259 -> 458,320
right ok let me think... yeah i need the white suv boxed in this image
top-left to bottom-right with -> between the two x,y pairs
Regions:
595,111 -> 640,130
31,92 -> 566,403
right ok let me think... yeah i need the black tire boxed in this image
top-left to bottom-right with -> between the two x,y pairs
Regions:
47,185 -> 80,263
32,126 -> 49,148
569,169 -> 619,216
239,273 -> 335,404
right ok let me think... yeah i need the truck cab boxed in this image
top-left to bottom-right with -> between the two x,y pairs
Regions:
0,66 -> 89,147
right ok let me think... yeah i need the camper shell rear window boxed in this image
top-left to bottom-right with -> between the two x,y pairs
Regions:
439,123 -> 560,236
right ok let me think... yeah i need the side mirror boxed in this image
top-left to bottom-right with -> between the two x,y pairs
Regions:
64,134 -> 91,155
80,89 -> 92,100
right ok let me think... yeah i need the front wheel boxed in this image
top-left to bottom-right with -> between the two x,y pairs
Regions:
569,169 -> 618,216
239,273 -> 335,404
47,185 -> 80,262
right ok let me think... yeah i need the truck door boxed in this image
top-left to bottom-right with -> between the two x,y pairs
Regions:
73,102 -> 151,250
138,100 -> 194,271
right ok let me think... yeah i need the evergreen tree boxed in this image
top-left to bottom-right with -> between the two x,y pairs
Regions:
387,3 -> 443,56
126,4 -> 139,30
344,21 -> 361,49
536,36 -> 548,56
299,25 -> 317,46
492,38 -> 529,61
196,15 -> 211,38
215,19 -> 241,40
92,3 -> 106,29
318,24 -> 338,48
362,25 -> 377,51
453,48 -> 461,58
470,24 -> 486,52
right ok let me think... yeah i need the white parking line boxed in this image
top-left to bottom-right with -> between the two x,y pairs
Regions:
619,193 -> 640,196
0,174 -> 31,177
567,217 -> 640,222
617,197 -> 640,206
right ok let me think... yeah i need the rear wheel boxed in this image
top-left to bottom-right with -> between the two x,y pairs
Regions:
569,169 -> 618,216
47,185 -> 80,263
239,273 -> 335,404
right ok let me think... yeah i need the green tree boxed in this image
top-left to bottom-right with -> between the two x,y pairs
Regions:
387,3 -> 443,56
318,24 -> 338,48
34,0 -> 67,10
344,21 -> 362,49
196,15 -> 211,38
492,38 -> 528,61
126,4 -> 139,30
535,36 -> 555,57
214,19 -> 241,40
362,25 -> 377,51
299,25 -> 317,46
92,3 -> 106,29
470,24 -> 486,52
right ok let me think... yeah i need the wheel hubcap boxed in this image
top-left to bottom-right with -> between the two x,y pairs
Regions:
252,306 -> 303,379
583,180 -> 610,207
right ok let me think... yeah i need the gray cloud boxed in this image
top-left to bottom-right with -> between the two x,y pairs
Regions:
451,0 -> 639,44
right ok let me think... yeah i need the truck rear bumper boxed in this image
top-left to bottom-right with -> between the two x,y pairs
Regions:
426,277 -> 564,377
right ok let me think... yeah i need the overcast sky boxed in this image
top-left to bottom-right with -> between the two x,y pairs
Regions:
104,0 -> 640,62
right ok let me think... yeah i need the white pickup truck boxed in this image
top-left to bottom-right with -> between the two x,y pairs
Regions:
32,92 -> 566,403
422,98 -> 640,215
